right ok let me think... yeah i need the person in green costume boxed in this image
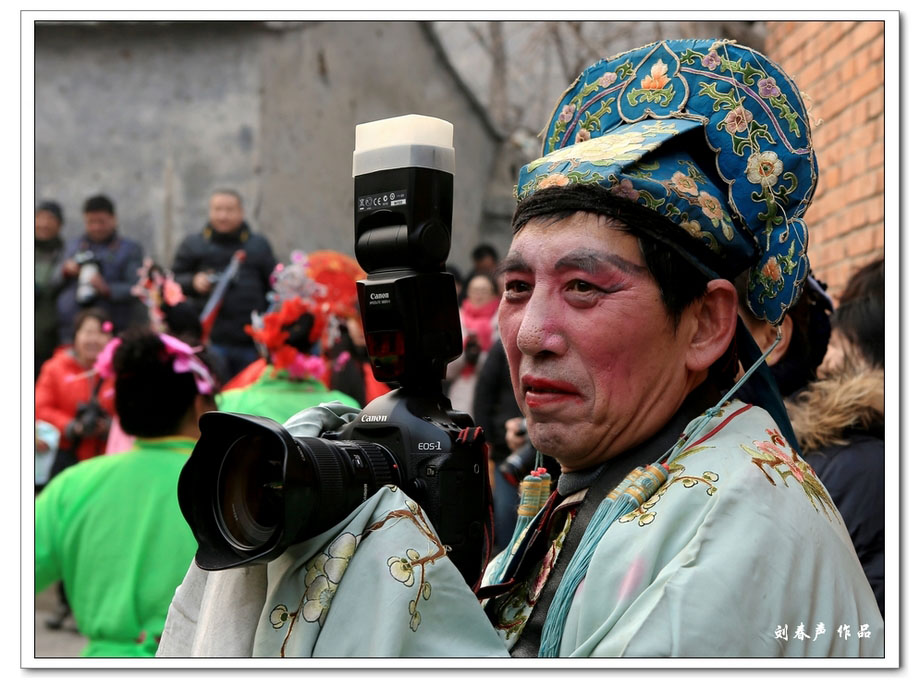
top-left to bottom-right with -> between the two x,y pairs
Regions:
35,328 -> 219,657
217,254 -> 359,423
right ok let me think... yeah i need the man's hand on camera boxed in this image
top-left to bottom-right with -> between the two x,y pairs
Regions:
283,402 -> 363,438
66,419 -> 84,440
89,272 -> 111,298
90,417 -> 111,437
62,259 -> 80,278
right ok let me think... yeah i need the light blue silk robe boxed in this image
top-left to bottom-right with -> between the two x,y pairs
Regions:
158,401 -> 883,658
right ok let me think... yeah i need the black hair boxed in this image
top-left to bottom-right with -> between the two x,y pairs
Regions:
113,327 -> 212,437
83,194 -> 115,215
511,184 -> 737,388
472,243 -> 499,262
163,301 -> 204,342
36,200 -> 64,225
834,258 -> 884,368
283,312 -> 318,355
210,188 -> 244,206
511,185 -> 712,324
73,306 -> 112,335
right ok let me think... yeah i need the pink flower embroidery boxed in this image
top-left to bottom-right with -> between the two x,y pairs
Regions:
758,77 -> 781,98
559,104 -> 576,123
574,129 -> 591,143
537,173 -> 570,190
610,178 -> 640,201
640,59 -> 670,90
698,191 -> 723,223
724,106 -> 754,135
598,71 -> 617,88
754,439 -> 804,482
671,171 -> 699,196
762,256 -> 782,282
702,51 -> 721,70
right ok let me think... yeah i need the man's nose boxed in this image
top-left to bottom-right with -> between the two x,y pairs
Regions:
516,289 -> 566,357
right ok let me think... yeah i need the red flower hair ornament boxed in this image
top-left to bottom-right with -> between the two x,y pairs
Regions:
249,251 -> 366,380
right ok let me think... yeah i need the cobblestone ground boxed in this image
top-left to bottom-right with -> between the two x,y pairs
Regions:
33,586 -> 87,658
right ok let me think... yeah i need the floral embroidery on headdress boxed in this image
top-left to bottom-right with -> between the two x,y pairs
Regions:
516,38 -> 818,325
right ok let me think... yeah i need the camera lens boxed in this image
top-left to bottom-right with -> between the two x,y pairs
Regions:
292,437 -> 400,533
498,443 -> 537,486
216,434 -> 284,551
180,411 -> 412,570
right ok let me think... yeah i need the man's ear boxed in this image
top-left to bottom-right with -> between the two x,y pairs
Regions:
685,279 -> 738,373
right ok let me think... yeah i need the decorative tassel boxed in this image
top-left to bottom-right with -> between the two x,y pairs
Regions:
494,462 -> 552,579
538,465 -> 553,506
538,461 -> 670,657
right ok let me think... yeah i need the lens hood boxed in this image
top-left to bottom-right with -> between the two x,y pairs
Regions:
178,411 -> 310,570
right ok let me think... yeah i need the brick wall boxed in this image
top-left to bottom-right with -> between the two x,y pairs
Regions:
765,21 -> 885,299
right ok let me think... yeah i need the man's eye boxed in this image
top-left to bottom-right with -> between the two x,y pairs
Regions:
504,280 -> 530,293
568,279 -> 597,293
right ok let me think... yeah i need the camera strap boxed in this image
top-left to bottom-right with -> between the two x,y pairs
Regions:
509,381 -> 721,657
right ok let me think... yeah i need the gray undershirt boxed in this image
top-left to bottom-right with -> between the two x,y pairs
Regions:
556,463 -> 606,497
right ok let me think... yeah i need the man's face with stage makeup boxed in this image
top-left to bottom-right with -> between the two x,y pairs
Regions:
497,212 -> 700,472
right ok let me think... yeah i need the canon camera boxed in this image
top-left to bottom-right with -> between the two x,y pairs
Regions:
177,115 -> 491,588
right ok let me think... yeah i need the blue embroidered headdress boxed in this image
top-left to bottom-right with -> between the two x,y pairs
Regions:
515,38 -> 818,325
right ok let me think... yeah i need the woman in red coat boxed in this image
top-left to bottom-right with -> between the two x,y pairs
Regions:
35,308 -> 116,464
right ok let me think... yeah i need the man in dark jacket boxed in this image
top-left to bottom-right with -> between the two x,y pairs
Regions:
172,189 -> 277,377
54,195 -> 145,343
35,201 -> 66,376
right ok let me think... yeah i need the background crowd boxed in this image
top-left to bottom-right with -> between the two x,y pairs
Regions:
33,183 -> 885,656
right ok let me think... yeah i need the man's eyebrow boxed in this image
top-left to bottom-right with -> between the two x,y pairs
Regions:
554,249 -> 647,276
495,253 -> 530,276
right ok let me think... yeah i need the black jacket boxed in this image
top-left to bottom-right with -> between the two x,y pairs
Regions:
472,339 -> 522,461
172,223 -> 277,347
805,433 -> 884,616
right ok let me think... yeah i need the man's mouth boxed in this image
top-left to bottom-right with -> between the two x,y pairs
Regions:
521,376 -> 579,408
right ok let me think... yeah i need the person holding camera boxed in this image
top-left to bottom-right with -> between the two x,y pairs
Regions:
53,195 -> 145,344
35,327 -> 219,656
35,307 -> 117,474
